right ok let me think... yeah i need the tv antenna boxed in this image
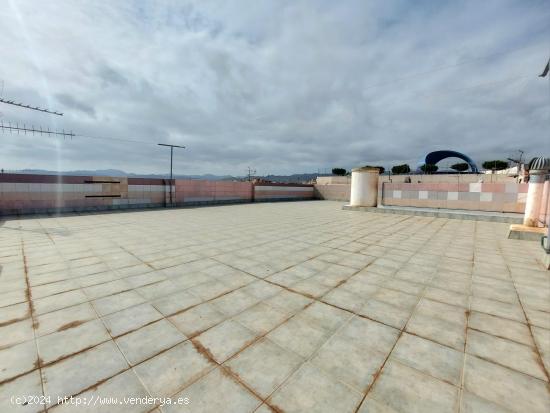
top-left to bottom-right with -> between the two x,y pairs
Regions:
506,149 -> 525,182
0,120 -> 74,138
247,166 -> 256,182
0,97 -> 63,116
507,149 -> 525,164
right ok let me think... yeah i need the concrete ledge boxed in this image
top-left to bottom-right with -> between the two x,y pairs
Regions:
540,252 -> 550,270
0,198 -> 317,218
507,224 -> 546,241
342,204 -> 524,223
253,197 -> 316,203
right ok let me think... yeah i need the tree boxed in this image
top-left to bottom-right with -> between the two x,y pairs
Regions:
391,164 -> 411,174
332,168 -> 347,176
450,162 -> 469,172
363,165 -> 385,174
420,163 -> 438,173
482,160 -> 508,171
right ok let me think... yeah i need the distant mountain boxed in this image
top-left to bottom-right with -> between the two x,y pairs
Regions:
6,169 -> 327,183
262,173 -> 329,183
9,169 -> 235,181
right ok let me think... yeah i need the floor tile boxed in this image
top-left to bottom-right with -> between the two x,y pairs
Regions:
357,396 -> 399,413
32,289 -> 89,315
264,290 -> 312,316
470,297 -> 526,323
168,302 -> 227,337
338,316 -> 400,355
466,329 -> 546,380
83,279 -> 132,300
423,286 -> 469,308
0,340 -> 38,383
0,318 -> 34,348
391,333 -> 463,385
234,302 -> 289,334
49,370 -> 151,412
37,319 -> 110,364
359,299 -> 410,329
115,319 -> 186,365
415,298 -> 467,327
532,326 -> 550,372
0,370 -> 43,413
373,288 -> 419,310
0,302 -> 29,326
134,341 -> 214,397
369,360 -> 459,413
210,290 -> 260,317
322,287 -> 365,312
195,319 -> 258,363
268,362 -> 363,413
463,355 -> 550,413
152,290 -> 202,316
267,317 -> 330,358
293,301 -> 352,333
165,368 -> 261,413
92,290 -> 145,317
36,302 -> 97,337
468,311 -> 533,346
0,289 -> 27,308
102,303 -> 163,337
225,338 -> 304,398
42,341 -> 128,407
460,391 -> 513,413
406,313 -> 465,350
311,334 -> 386,392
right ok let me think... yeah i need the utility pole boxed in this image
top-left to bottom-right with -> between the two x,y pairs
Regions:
158,143 -> 185,206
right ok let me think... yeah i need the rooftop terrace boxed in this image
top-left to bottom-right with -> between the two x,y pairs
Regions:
0,201 -> 549,412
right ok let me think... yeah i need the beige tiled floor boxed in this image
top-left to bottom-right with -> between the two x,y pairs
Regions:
0,201 -> 549,412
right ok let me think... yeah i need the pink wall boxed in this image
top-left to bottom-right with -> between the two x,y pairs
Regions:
254,183 -> 314,201
382,182 -> 528,213
174,180 -> 253,203
314,184 -> 350,201
0,174 -> 314,215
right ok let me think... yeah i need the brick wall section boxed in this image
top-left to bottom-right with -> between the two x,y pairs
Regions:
0,174 -> 315,215
253,183 -> 315,201
175,180 -> 253,203
314,184 -> 350,201
382,182 -> 528,213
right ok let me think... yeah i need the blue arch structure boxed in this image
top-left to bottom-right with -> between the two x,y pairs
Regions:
416,150 -> 479,173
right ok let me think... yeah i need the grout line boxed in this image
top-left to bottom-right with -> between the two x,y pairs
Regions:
21,239 -> 47,413
457,220 -> 475,413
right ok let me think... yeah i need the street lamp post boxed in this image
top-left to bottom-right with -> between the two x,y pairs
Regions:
158,143 -> 185,206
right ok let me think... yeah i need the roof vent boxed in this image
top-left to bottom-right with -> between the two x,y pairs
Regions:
528,157 -> 550,172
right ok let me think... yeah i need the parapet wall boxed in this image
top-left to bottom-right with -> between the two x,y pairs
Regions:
254,183 -> 314,201
314,174 -> 527,211
0,174 -> 314,216
381,182 -> 528,213
314,184 -> 351,201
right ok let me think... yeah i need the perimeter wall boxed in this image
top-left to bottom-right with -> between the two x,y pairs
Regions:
0,174 -> 314,216
314,174 -> 530,213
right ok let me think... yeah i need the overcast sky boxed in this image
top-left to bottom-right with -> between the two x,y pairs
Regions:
0,0 -> 549,176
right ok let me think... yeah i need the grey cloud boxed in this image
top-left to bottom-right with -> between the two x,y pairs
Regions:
55,93 -> 96,117
97,65 -> 129,88
0,0 -> 548,176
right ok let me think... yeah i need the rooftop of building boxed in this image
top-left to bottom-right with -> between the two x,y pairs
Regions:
0,201 -> 548,412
